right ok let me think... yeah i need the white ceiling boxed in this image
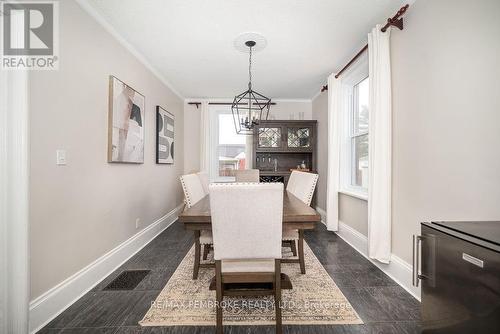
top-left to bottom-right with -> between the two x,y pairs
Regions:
83,0 -> 404,99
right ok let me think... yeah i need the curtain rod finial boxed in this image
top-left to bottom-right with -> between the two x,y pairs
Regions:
381,4 -> 409,32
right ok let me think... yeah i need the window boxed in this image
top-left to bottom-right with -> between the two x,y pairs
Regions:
350,77 -> 369,189
210,108 -> 247,182
341,68 -> 369,199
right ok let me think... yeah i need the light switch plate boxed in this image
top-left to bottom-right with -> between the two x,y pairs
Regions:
56,150 -> 66,165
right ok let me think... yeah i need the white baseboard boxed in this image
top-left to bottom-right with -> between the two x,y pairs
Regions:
314,207 -> 420,301
315,206 -> 327,226
29,204 -> 184,334
336,221 -> 421,301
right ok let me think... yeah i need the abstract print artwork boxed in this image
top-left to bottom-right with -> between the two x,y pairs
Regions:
156,106 -> 174,164
108,76 -> 145,163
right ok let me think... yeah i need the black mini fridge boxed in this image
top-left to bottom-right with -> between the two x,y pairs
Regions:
413,221 -> 500,333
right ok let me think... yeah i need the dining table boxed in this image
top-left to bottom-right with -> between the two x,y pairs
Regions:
178,190 -> 322,278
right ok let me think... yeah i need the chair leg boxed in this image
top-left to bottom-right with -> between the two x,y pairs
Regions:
274,259 -> 282,334
203,244 -> 210,260
215,260 -> 223,334
290,240 -> 297,257
298,230 -> 306,274
193,231 -> 201,279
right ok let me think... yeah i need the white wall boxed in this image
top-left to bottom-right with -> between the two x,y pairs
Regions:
29,0 -> 184,300
184,100 -> 312,173
312,0 -> 500,263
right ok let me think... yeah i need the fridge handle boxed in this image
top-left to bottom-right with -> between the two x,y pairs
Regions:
412,235 -> 423,287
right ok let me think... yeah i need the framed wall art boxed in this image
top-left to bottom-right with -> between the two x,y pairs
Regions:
108,76 -> 145,163
156,106 -> 174,164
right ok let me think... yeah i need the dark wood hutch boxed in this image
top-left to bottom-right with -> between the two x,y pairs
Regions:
252,120 -> 317,185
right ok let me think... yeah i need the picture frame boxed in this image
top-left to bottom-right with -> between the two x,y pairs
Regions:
156,106 -> 174,164
108,76 -> 145,163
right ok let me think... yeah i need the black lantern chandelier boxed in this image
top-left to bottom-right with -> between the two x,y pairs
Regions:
232,40 -> 271,135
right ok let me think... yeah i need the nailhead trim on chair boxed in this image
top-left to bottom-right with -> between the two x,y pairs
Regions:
180,176 -> 193,208
305,174 -> 319,206
210,182 -> 264,187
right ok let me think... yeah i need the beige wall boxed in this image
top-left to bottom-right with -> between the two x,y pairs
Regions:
391,0 -> 500,263
312,0 -> 500,263
183,103 -> 201,174
339,194 -> 368,236
29,0 -> 184,300
184,100 -> 312,174
268,100 -> 312,120
311,92 -> 328,210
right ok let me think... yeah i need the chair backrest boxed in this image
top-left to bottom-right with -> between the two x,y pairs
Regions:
286,171 -> 319,206
235,169 -> 260,183
209,183 -> 283,261
180,173 -> 206,208
196,171 -> 209,195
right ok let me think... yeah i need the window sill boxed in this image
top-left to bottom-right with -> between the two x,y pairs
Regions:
339,189 -> 368,201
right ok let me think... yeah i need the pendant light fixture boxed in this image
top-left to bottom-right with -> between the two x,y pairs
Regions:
232,40 -> 271,135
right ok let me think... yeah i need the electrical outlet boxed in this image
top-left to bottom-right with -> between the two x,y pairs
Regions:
56,149 -> 67,165
135,218 -> 141,229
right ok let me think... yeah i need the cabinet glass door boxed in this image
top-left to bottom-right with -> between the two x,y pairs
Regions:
258,127 -> 282,148
287,127 -> 311,149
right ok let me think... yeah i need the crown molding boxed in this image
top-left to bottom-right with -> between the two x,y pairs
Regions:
272,98 -> 312,103
75,0 -> 184,100
184,97 -> 312,103
311,90 -> 323,101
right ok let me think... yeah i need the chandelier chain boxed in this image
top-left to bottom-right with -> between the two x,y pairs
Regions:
231,41 -> 270,135
248,46 -> 252,87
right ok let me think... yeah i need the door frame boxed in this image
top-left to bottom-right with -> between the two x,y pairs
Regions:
0,9 -> 30,334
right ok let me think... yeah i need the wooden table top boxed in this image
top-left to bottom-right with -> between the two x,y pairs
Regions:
179,191 -> 321,224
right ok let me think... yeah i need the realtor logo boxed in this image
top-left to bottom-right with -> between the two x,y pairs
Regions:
1,1 -> 59,70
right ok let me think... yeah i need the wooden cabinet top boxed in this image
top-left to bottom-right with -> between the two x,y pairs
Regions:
257,120 -> 317,125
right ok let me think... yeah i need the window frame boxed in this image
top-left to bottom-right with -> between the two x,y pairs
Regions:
339,55 -> 369,200
209,106 -> 247,183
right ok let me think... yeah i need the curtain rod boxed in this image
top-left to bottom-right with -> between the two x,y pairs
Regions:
187,101 -> 277,109
320,4 -> 409,93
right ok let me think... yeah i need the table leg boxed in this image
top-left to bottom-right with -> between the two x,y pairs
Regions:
291,240 -> 297,257
193,230 -> 201,279
298,229 -> 306,274
203,244 -> 209,260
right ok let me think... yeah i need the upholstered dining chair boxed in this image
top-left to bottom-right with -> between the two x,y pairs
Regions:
196,171 -> 212,260
209,183 -> 283,334
283,171 -> 318,274
196,171 -> 210,195
234,169 -> 260,182
180,173 -> 213,279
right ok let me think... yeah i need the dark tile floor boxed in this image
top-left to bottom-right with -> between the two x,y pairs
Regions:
38,222 -> 421,334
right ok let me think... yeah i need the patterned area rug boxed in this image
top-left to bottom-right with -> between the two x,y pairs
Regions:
140,242 -> 363,326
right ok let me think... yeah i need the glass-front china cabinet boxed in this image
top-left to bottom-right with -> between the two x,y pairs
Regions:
253,120 -> 317,187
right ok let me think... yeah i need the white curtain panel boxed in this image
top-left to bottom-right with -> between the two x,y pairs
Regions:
199,100 -> 211,176
326,74 -> 342,232
367,24 -> 392,263
245,134 -> 253,170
